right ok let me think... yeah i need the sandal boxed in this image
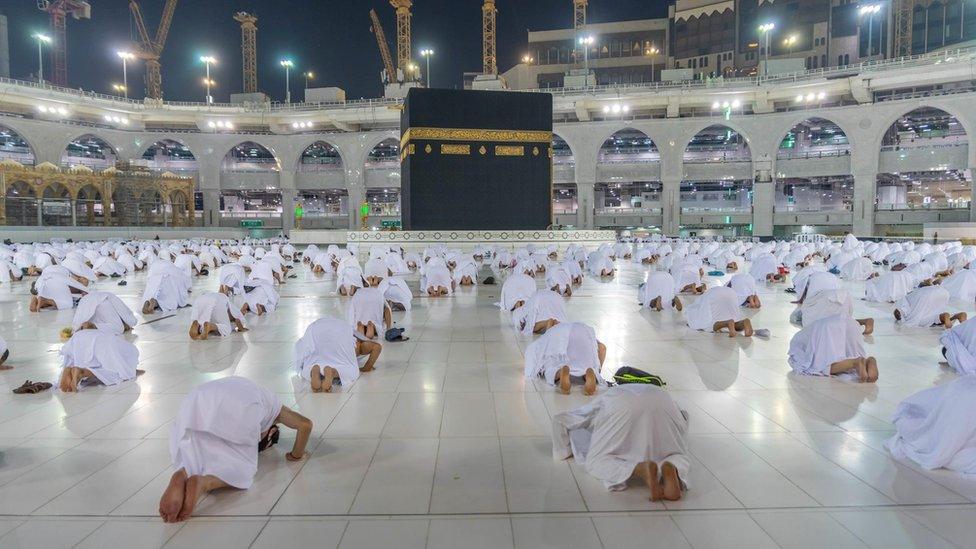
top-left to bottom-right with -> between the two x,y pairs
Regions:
13,380 -> 52,394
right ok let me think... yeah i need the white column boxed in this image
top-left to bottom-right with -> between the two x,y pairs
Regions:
348,186 -> 365,230
70,199 -> 77,227
661,176 -> 681,235
201,190 -> 221,227
279,170 -> 297,233
752,178 -> 775,237
576,181 -> 595,229
969,167 -> 976,222
852,171 -> 877,236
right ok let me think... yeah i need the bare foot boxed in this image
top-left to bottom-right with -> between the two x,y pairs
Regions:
178,475 -> 205,522
159,470 -> 187,523
855,357 -> 869,382
322,367 -> 337,393
634,461 -> 663,501
866,357 -> 879,382
940,313 -> 952,330
861,318 -> 874,335
742,319 -> 754,338
583,369 -> 597,396
661,462 -> 682,501
558,365 -> 571,395
727,320 -> 737,338
310,366 -> 323,393
672,297 -> 682,312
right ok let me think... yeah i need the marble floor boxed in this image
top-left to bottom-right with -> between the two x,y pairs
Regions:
0,255 -> 974,549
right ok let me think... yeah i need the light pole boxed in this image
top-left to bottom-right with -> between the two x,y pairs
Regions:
304,71 -> 314,89
578,36 -> 594,74
112,83 -> 127,96
33,33 -> 51,83
200,56 -> 216,104
646,45 -> 660,81
116,51 -> 133,98
420,49 -> 434,87
859,4 -> 882,57
759,23 -> 775,75
522,54 -> 534,64
280,59 -> 293,103
784,35 -> 797,55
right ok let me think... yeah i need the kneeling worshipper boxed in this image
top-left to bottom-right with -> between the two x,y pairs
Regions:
142,261 -> 192,314
562,257 -> 584,285
588,251 -> 615,278
728,273 -> 761,309
346,286 -> 392,339
499,272 -> 537,312
240,277 -> 279,316
31,267 -> 89,312
92,255 -> 127,278
792,288 -> 875,335
895,285 -> 966,329
788,313 -> 878,382
57,328 -> 140,392
218,263 -> 247,295
672,262 -> 706,295
749,253 -> 785,283
939,318 -> 976,375
513,289 -> 567,335
336,261 -> 366,296
865,270 -> 914,303
684,286 -> 753,337
638,271 -> 682,312
189,291 -> 248,340
524,321 -> 607,395
453,256 -> 479,286
421,263 -> 454,296
840,257 -> 877,281
364,256 -> 388,287
938,269 -> 976,303
73,291 -> 137,334
885,375 -> 976,474
0,258 -> 23,283
294,317 -> 383,392
378,277 -> 412,311
552,384 -> 689,501
61,256 -> 98,286
160,376 -> 313,523
547,267 -> 573,297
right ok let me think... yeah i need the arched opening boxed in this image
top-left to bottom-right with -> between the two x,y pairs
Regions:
76,184 -> 104,226
220,142 -> 281,225
41,182 -> 72,226
138,190 -> 166,226
139,140 -> 198,176
683,125 -> 753,215
298,141 -> 343,172
297,189 -> 349,224
169,190 -> 189,226
877,107 -> 970,211
365,188 -> 400,217
111,187 -> 138,226
365,138 -> 400,168
0,126 -> 36,165
552,134 -> 576,214
5,181 -> 37,225
61,135 -> 118,170
776,118 -> 853,213
597,129 -> 661,215
777,118 -> 850,160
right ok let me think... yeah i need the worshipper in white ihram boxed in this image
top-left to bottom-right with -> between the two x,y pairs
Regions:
57,328 -> 140,392
865,270 -> 914,303
513,289 -> 567,335
346,286 -> 392,339
885,375 -> 976,474
894,285 -> 966,329
72,291 -> 137,334
939,317 -> 976,375
499,272 -> 536,311
142,261 -> 191,314
552,384 -> 689,501
546,267 -> 573,297
240,277 -> 279,316
938,269 -> 976,303
31,267 -> 89,311
294,317 -> 382,392
421,263 -> 454,296
160,377 -> 312,523
524,321 -> 607,395
787,313 -> 878,382
189,291 -> 248,340
638,271 -> 682,312
684,286 -> 753,337
727,272 -> 761,309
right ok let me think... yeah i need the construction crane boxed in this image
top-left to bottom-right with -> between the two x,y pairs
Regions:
894,0 -> 914,58
129,0 -> 178,100
234,12 -> 258,94
482,0 -> 497,75
369,9 -> 397,85
573,0 -> 587,64
36,0 -> 91,87
390,0 -> 415,81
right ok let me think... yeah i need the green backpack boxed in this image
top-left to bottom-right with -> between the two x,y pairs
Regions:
613,367 -> 666,387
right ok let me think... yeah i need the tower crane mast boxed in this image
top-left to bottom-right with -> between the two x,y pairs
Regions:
36,0 -> 91,87
369,9 -> 398,84
129,0 -> 179,100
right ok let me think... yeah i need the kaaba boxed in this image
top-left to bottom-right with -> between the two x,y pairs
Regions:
399,88 -> 554,230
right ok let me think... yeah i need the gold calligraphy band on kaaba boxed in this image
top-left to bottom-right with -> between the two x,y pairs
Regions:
401,127 -> 552,149
495,145 -> 524,156
440,144 -> 471,155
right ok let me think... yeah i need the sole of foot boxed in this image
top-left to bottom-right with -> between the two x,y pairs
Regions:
662,462 -> 682,501
584,369 -> 597,396
558,365 -> 571,395
866,357 -> 878,382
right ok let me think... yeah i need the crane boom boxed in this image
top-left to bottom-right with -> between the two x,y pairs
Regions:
37,0 -> 91,87
128,1 -> 153,49
482,0 -> 497,75
128,0 -> 179,100
369,9 -> 398,84
154,0 -> 178,53
390,0 -> 413,80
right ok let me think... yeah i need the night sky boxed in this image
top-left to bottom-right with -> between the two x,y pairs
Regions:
2,1 -> 667,102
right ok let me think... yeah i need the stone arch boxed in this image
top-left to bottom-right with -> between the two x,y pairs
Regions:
61,134 -> 119,169
140,139 -> 199,174
365,137 -> 400,166
220,141 -> 281,172
776,117 -> 852,159
597,127 -> 660,163
0,124 -> 37,165
874,104 -> 970,151
297,140 -> 345,172
4,181 -> 37,226
76,184 -> 104,226
683,124 -> 752,162
169,189 -> 190,226
40,182 -> 72,226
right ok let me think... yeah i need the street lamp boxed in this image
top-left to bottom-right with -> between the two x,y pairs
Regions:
112,83 -> 127,95
759,23 -> 775,75
784,35 -> 798,55
116,51 -> 134,98
280,59 -> 294,103
304,71 -> 314,89
32,33 -> 51,83
578,35 -> 594,74
199,55 -> 216,104
859,4 -> 882,57
522,54 -> 535,64
646,44 -> 660,81
420,49 -> 434,88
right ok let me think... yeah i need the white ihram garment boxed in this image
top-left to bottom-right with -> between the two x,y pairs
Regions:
524,322 -> 604,386
895,286 -> 950,328
787,314 -> 865,377
684,287 -> 742,331
59,328 -> 139,387
72,291 -> 137,334
294,317 -> 362,386
191,292 -> 245,336
939,318 -> 976,375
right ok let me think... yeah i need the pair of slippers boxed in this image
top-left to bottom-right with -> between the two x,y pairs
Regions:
13,380 -> 52,394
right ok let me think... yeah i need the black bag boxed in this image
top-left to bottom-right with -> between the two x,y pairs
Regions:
613,366 -> 666,387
